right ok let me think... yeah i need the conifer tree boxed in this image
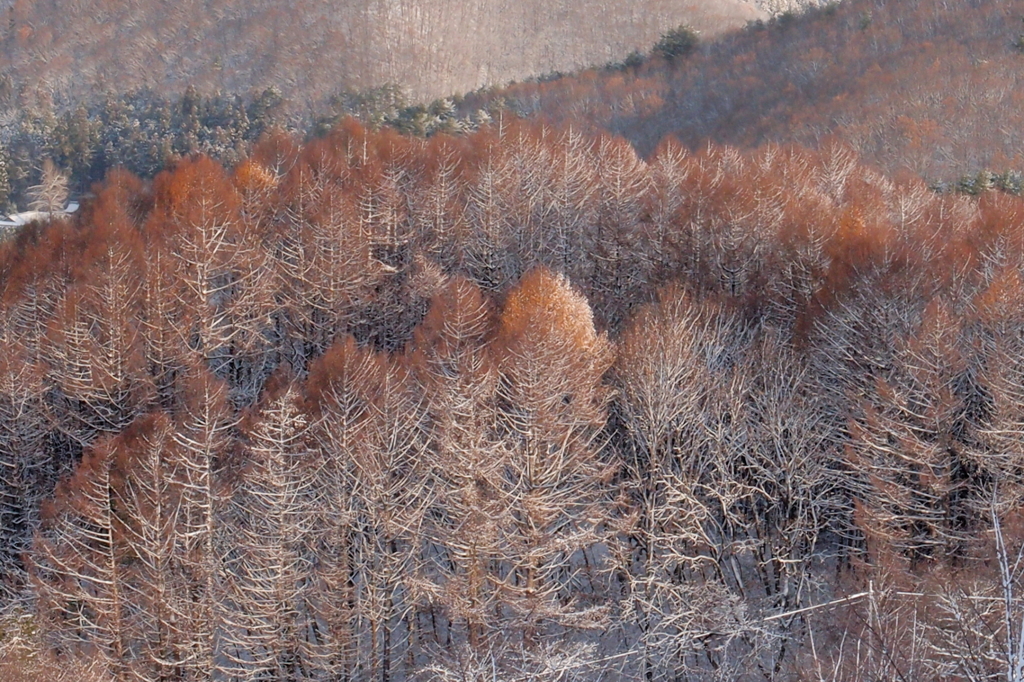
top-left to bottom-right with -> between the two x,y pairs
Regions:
491,268 -> 615,646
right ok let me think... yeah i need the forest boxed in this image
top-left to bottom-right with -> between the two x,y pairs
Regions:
1,117 -> 1024,681
5,0 -> 1021,214
4,0 -> 1024,680
0,81 -> 500,212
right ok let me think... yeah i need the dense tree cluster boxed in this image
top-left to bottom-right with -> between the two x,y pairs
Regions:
0,87 -> 289,211
1,120 -> 1024,680
0,84 -> 513,212
459,0 -> 1024,180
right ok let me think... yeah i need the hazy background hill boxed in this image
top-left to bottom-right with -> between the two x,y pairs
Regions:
0,0 -> 762,106
463,0 -> 1024,180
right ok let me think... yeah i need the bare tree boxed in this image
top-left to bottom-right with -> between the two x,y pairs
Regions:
491,268 -> 615,651
30,444 -> 129,680
108,413 -> 190,682
27,159 -> 69,214
168,366 -> 236,681
309,335 -> 431,681
612,288 -> 754,680
0,343 -> 49,598
408,277 -> 504,654
224,376 -> 326,679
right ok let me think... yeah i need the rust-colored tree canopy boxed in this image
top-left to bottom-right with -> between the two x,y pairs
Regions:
0,115 -> 1023,679
6,1 -> 1024,678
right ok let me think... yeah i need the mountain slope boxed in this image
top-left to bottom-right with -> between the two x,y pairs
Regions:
0,0 -> 762,105
463,0 -> 1024,180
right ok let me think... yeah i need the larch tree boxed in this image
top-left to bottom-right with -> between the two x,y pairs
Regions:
463,140 -> 516,291
224,375 -> 326,679
108,413 -> 191,682
411,138 -> 466,270
541,128 -> 597,284
168,366 -> 236,681
307,335 -> 431,682
590,135 -> 651,323
845,301 -> 978,562
153,156 -> 257,395
45,226 -> 151,446
306,336 -> 379,680
0,341 -> 49,597
27,159 -> 69,214
491,267 -> 615,655
30,442 -> 130,681
408,277 -> 505,655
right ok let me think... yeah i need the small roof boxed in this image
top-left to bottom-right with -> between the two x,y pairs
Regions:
0,201 -> 80,227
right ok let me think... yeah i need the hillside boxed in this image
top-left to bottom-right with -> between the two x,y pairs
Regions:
462,0 -> 1024,180
0,0 -> 761,106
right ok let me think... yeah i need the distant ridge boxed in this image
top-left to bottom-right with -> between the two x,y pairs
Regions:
0,0 -> 762,106
459,0 -> 1024,180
